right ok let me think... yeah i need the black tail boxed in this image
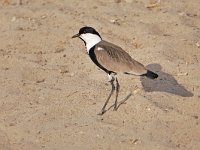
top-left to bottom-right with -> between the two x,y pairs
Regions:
143,70 -> 158,79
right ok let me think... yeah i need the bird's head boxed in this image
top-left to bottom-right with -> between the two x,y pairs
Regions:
72,26 -> 102,51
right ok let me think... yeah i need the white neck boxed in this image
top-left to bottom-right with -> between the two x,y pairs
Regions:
80,33 -> 102,53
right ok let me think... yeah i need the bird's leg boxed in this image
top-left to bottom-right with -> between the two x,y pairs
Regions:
98,77 -> 115,115
114,77 -> 120,111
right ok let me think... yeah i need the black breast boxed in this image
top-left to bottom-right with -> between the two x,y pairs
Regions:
89,46 -> 111,74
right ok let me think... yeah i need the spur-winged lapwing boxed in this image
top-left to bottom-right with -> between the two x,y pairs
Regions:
72,26 -> 158,115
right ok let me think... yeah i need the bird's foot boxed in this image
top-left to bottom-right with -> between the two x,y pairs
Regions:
98,109 -> 106,115
113,105 -> 118,111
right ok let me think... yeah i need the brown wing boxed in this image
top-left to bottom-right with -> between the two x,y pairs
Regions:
94,41 -> 147,75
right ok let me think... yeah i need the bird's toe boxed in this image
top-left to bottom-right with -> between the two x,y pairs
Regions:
113,105 -> 118,111
97,110 -> 106,115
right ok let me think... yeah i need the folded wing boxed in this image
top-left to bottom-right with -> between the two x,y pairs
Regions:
94,41 -> 147,75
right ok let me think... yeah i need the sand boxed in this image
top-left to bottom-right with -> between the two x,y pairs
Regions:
0,0 -> 200,149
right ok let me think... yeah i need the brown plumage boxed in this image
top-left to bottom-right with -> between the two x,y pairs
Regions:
94,40 -> 147,75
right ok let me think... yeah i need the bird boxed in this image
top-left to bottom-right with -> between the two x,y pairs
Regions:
72,26 -> 158,115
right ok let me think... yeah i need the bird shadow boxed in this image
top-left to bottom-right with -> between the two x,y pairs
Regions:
140,63 -> 193,97
103,63 -> 193,114
107,92 -> 132,111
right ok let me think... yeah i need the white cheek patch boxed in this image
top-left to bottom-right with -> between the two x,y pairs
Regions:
80,33 -> 102,53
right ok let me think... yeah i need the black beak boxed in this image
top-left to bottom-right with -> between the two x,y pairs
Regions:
72,33 -> 80,38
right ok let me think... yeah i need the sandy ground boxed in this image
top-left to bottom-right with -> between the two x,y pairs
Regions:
0,0 -> 200,149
